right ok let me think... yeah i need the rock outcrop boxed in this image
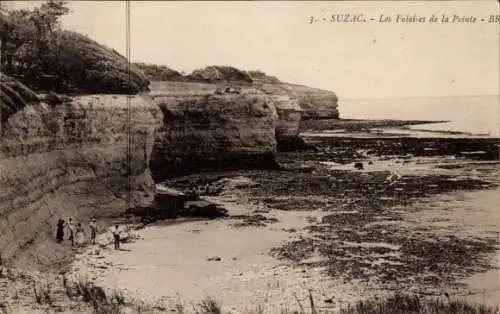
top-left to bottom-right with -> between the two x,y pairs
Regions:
128,188 -> 229,222
186,66 -> 253,84
252,78 -> 339,121
269,94 -> 313,151
252,79 -> 336,151
0,91 -> 162,269
150,89 -> 279,181
146,67 -> 338,155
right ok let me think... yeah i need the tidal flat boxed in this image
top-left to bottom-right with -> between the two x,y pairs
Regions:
61,127 -> 500,313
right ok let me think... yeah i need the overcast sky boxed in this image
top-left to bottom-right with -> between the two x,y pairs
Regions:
6,1 -> 500,100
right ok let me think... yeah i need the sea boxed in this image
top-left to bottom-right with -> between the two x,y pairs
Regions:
337,95 -> 500,137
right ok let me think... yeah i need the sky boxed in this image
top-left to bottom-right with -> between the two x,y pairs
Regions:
4,1 -> 500,100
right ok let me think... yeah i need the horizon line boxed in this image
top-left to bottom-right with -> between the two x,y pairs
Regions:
339,94 -> 500,101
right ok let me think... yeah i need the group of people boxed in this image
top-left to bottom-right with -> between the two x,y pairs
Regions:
56,218 -> 122,250
56,218 -> 98,247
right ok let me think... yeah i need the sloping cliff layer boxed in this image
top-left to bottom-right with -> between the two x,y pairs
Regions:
0,73 -> 39,122
0,93 -> 162,269
150,88 -> 279,181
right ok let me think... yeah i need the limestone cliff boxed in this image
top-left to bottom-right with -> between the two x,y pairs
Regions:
146,67 -> 338,154
150,87 -> 279,181
0,90 -> 162,269
0,65 -> 337,267
253,79 -> 337,150
252,79 -> 338,119
268,94 -> 309,151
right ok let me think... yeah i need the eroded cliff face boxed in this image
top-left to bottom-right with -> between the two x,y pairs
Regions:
270,95 -> 309,151
148,78 -> 336,160
254,80 -> 339,120
0,68 -> 338,268
254,80 -> 338,150
150,88 -> 279,181
0,94 -> 162,269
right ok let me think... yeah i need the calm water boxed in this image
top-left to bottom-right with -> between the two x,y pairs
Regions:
339,96 -> 500,137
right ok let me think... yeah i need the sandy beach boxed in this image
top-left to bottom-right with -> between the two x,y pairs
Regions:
68,190 -> 368,313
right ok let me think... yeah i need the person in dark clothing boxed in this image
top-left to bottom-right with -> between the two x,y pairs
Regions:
89,219 -> 98,245
56,219 -> 65,243
112,225 -> 120,250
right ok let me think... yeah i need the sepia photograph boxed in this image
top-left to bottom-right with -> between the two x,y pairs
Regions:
0,0 -> 499,313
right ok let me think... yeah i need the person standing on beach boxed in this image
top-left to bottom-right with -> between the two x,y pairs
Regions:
89,219 -> 98,245
112,225 -> 120,250
75,223 -> 85,247
56,219 -> 65,243
65,218 -> 75,246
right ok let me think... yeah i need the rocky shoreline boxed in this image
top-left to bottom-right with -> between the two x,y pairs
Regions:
1,133 -> 499,313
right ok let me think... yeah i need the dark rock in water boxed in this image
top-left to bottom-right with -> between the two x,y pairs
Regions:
207,256 -> 222,261
184,200 -> 229,219
354,162 -> 364,170
277,135 -> 318,152
129,188 -> 228,222
43,93 -> 73,106
311,136 -> 499,161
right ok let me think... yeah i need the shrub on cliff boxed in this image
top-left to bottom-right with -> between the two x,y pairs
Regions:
39,30 -> 150,94
247,70 -> 281,84
0,1 -> 69,80
0,73 -> 39,123
0,1 -> 149,94
186,66 -> 253,84
133,62 -> 185,82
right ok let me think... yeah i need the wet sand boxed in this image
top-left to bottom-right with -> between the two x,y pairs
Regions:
68,194 -> 368,313
405,187 -> 500,307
